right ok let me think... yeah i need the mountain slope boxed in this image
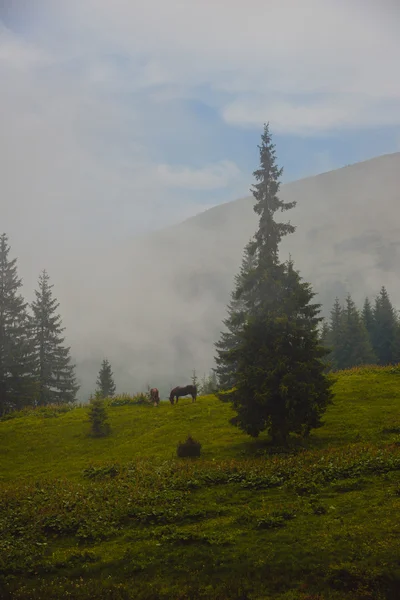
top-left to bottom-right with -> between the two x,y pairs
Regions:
70,152 -> 400,398
2,367 -> 400,599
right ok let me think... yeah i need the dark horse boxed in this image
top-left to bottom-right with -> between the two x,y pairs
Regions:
169,384 -> 197,405
149,388 -> 160,406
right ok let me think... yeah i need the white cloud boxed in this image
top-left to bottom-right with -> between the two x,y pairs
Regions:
222,95 -> 400,136
156,161 -> 240,190
48,0 -> 400,132
0,24 -> 50,70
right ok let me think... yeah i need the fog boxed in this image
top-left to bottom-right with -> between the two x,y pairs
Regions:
16,151 -> 396,401
2,1 -> 400,400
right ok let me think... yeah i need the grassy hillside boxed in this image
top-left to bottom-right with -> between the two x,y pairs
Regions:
1,366 -> 400,599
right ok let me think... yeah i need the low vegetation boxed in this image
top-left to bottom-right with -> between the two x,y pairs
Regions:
177,434 -> 202,457
1,365 -> 400,599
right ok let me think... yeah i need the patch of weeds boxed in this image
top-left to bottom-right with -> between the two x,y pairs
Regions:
256,515 -> 286,529
307,497 -> 327,516
53,551 -> 99,569
82,464 -> 120,480
159,528 -> 232,546
331,477 -> 369,493
291,481 -> 321,496
237,508 -> 296,530
382,426 -> 400,435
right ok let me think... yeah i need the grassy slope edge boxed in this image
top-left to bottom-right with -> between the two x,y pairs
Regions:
1,365 -> 400,599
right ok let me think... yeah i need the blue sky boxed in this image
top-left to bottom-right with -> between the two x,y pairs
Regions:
1,0 -> 400,244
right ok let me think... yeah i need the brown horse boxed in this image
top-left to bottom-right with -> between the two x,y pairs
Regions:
169,384 -> 197,405
149,388 -> 160,406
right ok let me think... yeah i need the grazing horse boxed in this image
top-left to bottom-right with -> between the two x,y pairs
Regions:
169,384 -> 197,405
149,388 -> 160,406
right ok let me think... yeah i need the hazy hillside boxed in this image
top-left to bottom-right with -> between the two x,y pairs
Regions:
71,152 -> 400,400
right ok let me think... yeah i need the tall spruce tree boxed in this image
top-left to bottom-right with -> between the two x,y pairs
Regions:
96,358 -> 116,398
372,287 -> 400,365
214,241 -> 257,389
340,294 -> 376,369
218,124 -> 333,444
362,297 -> 374,339
319,319 -> 333,371
328,298 -> 345,370
0,234 -> 35,414
31,270 -> 79,405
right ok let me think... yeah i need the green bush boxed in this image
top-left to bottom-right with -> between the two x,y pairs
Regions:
177,435 -> 201,458
0,403 -> 75,422
105,392 -> 151,407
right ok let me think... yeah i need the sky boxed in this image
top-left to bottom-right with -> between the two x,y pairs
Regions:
1,0 -> 400,397
1,0 -> 400,244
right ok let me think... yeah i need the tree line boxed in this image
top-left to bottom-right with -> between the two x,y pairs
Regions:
0,234 -> 78,415
321,288 -> 400,371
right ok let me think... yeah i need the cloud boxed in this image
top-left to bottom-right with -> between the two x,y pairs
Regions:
222,95 -> 400,136
47,0 -> 400,133
156,161 -> 240,190
0,25 -> 49,70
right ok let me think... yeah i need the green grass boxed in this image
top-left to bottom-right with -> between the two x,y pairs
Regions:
1,365 -> 400,599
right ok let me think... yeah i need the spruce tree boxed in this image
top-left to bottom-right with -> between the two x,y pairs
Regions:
340,294 -> 376,369
214,241 -> 257,389
0,234 -> 35,414
191,369 -> 199,389
362,297 -> 374,339
96,358 -> 116,398
31,270 -> 79,405
328,298 -> 345,370
88,395 -> 111,437
218,124 -> 333,444
372,287 -> 400,365
319,319 -> 333,371
199,370 -> 218,395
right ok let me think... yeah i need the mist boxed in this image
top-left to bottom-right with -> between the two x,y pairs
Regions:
60,152 -> 399,400
2,2 -> 400,400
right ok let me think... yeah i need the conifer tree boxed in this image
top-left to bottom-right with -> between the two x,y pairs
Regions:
96,358 -> 116,398
340,294 -> 376,369
199,370 -> 218,395
0,234 -> 35,414
319,319 -> 333,371
218,124 -> 333,444
362,297 -> 374,339
328,298 -> 345,370
372,287 -> 400,365
214,241 -> 257,389
88,395 -> 111,437
30,270 -> 79,405
191,369 -> 199,389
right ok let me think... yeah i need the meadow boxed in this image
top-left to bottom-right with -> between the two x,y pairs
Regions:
1,365 -> 400,599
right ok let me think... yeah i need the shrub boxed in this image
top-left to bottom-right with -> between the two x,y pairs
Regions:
0,403 -> 75,422
105,392 -> 151,407
87,397 -> 111,437
177,435 -> 202,458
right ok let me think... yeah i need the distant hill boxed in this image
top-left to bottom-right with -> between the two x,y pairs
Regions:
72,152 -> 400,399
